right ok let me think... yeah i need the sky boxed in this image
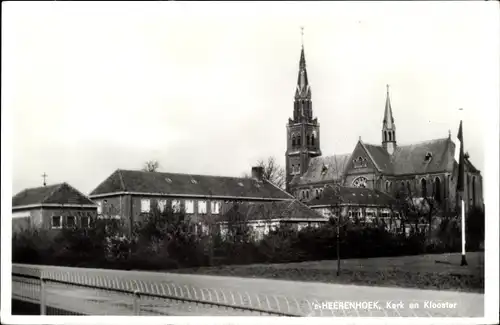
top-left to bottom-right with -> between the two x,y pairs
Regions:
3,1 -> 499,195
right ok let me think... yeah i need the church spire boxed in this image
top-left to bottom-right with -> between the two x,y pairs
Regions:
383,84 -> 394,128
382,84 -> 397,155
295,27 -> 310,100
286,27 -> 321,193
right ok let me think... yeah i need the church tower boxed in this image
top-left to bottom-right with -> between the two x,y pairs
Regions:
285,31 -> 321,193
382,85 -> 397,155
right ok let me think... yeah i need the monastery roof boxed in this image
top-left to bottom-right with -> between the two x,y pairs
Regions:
90,169 -> 292,200
12,183 -> 96,208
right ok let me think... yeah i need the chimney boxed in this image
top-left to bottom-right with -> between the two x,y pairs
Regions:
251,166 -> 264,182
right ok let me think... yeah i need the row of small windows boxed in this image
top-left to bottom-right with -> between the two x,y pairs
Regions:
51,215 -> 90,229
140,199 -> 221,215
291,133 -> 316,147
296,187 -> 324,200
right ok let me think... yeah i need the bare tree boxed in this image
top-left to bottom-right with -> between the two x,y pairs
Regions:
390,182 -> 444,238
142,160 -> 160,172
244,157 -> 285,189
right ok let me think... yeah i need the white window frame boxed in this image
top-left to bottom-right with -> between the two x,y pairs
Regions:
96,201 -> 102,214
185,200 -> 194,214
81,215 -> 91,228
157,199 -> 167,212
51,216 -> 62,229
172,200 -> 181,213
66,215 -> 76,228
211,201 -> 221,214
198,200 -> 207,214
141,199 -> 151,213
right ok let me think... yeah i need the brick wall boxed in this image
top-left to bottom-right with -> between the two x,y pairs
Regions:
92,195 -> 265,233
41,207 -> 97,230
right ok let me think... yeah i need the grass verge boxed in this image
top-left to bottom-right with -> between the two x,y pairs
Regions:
171,253 -> 484,293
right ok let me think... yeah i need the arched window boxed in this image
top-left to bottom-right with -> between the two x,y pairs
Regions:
385,181 -> 389,192
307,134 -> 310,145
384,131 -> 388,141
434,177 -> 441,203
292,135 -> 296,146
421,178 -> 427,198
388,132 -> 392,141
472,176 -> 476,207
311,134 -> 315,146
297,135 -> 301,146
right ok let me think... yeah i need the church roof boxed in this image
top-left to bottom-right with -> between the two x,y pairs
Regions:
391,138 -> 454,175
290,154 -> 351,186
12,183 -> 96,209
217,200 -> 324,223
90,169 -> 292,200
362,143 -> 393,173
359,138 -> 456,176
307,185 -> 397,207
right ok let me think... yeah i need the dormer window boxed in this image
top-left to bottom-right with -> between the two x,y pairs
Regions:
424,152 -> 433,162
191,179 -> 198,184
165,178 -> 172,183
321,164 -> 328,175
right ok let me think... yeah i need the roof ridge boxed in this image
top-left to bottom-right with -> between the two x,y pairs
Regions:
120,168 -> 255,181
316,153 -> 351,159
117,169 -> 127,191
61,182 -> 95,204
397,137 -> 449,147
40,183 -> 64,204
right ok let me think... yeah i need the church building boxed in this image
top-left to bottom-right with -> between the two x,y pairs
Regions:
285,43 -> 484,216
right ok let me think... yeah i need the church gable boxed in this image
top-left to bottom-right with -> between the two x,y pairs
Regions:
344,141 -> 381,174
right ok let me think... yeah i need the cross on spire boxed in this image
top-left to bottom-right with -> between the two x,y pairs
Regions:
300,26 -> 304,47
41,173 -> 48,186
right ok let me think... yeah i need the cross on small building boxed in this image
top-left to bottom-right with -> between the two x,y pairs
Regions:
42,173 -> 48,186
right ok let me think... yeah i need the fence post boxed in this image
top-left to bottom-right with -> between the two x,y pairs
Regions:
133,290 -> 140,315
40,276 -> 46,315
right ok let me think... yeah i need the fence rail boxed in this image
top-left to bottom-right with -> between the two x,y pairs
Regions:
12,269 -> 302,316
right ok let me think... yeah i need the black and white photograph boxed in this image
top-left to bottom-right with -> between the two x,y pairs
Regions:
2,1 -> 499,324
